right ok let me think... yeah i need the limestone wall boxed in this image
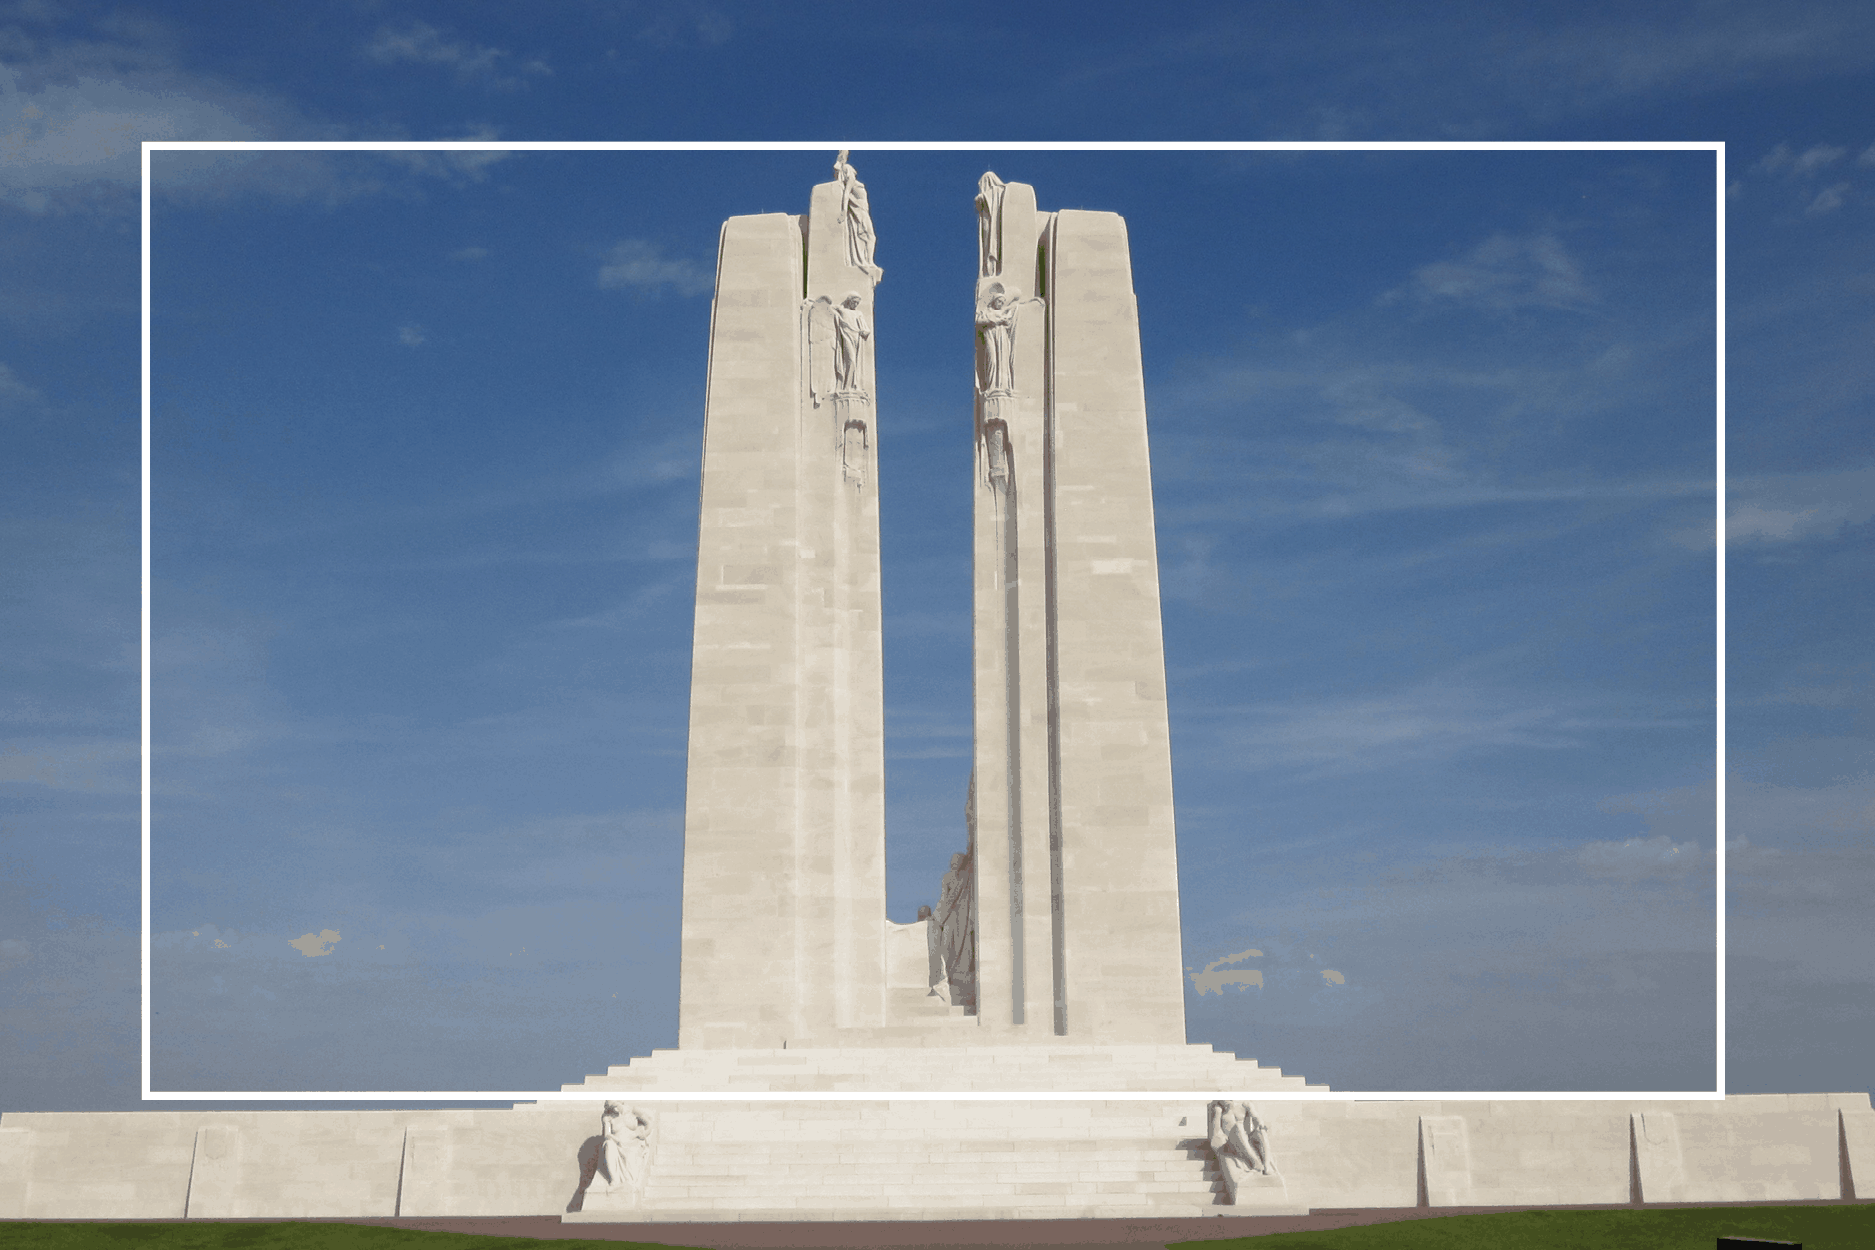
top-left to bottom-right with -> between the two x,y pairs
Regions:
680,169 -> 894,1051
1042,209 -> 1187,1045
680,210 -> 809,1052
6,1094 -> 1867,1220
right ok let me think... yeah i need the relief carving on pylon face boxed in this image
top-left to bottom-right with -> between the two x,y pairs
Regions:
975,282 -> 1019,398
981,418 -> 1011,491
807,292 -> 873,405
832,292 -> 872,394
842,417 -> 869,488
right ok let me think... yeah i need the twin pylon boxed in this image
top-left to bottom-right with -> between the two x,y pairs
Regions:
678,158 -> 1186,1051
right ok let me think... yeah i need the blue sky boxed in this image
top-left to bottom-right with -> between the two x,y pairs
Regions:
1,1 -> 1871,1112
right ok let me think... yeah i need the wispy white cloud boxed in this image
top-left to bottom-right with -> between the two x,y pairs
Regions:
1756,142 -> 1849,175
397,323 -> 426,347
1729,773 -> 1875,850
0,738 -> 139,792
1705,467 -> 1875,546
0,74 -> 267,211
634,5 -> 736,51
1743,139 -> 1872,215
1384,232 -> 1595,312
0,16 -> 518,212
596,239 -> 711,296
1050,3 -> 1875,139
286,928 -> 341,957
1598,780 -> 1716,848
1182,829 -> 1717,1087
1806,181 -> 1850,214
363,23 -> 550,87
0,361 -> 45,408
1577,833 -> 1705,880
1202,684 -> 1591,777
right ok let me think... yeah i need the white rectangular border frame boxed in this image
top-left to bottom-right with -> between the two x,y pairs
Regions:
140,138 -> 1726,1103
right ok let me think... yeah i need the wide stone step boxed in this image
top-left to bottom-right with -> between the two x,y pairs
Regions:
652,1152 -> 1199,1165
568,1043 -> 1328,1094
641,1190 -> 1218,1208
574,1200 -> 1243,1223
651,1143 -> 1199,1158
651,1157 -> 1199,1171
648,1171 -> 1204,1188
647,1177 -> 1213,1194
649,1161 -> 1205,1177
577,1079 -> 1312,1086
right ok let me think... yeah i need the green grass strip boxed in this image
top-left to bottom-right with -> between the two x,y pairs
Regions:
1170,1203 -> 1875,1249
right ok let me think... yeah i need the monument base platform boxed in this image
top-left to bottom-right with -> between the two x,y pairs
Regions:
4,1092 -> 1870,1221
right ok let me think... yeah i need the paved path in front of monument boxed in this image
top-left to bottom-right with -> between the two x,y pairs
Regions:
16,1200 -> 1869,1245
290,1199 -> 1875,1244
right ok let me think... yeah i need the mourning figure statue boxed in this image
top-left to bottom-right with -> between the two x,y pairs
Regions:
976,170 -> 1007,278
583,1101 -> 652,1204
975,284 -> 1019,396
833,150 -> 883,283
919,903 -> 949,1003
833,291 -> 872,395
930,774 -> 978,1011
1206,1100 -> 1276,1204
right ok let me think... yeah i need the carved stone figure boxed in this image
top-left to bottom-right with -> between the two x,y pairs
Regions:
938,851 -> 968,933
833,291 -> 872,395
1207,1100 -> 1276,1204
841,416 -> 869,487
982,420 -> 1011,490
919,904 -> 949,1003
806,296 -> 835,407
975,284 -> 1018,397
976,171 -> 1007,277
583,1101 -> 652,1205
833,150 -> 883,283
932,775 -> 978,1011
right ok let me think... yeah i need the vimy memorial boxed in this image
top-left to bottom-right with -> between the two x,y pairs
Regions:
3,153 -> 1871,1226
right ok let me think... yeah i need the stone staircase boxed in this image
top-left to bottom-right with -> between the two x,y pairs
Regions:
623,1137 -> 1223,1220
558,1101 -> 1316,1224
565,1043 -> 1327,1094
886,985 -> 975,1026
565,1105 -> 1309,1223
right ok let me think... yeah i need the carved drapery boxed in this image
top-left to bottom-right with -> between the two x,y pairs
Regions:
976,171 -> 1007,278
975,282 -> 1018,398
1207,1100 -> 1277,1204
929,773 -> 979,1012
807,293 -> 873,488
833,150 -> 883,284
580,1103 -> 653,1209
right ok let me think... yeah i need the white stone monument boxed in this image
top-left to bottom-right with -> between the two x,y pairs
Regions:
969,179 -> 1187,1044
675,162 -> 1189,1056
3,154 -> 1869,1227
676,150 -> 891,1050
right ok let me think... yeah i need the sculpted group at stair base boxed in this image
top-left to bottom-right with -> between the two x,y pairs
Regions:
3,154 -> 1869,1225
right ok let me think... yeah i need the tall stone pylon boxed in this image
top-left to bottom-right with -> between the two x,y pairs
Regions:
970,174 -> 1188,1044
678,152 -> 887,1049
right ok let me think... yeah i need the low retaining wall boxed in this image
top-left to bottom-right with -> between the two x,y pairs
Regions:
2,1093 -> 1868,1221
